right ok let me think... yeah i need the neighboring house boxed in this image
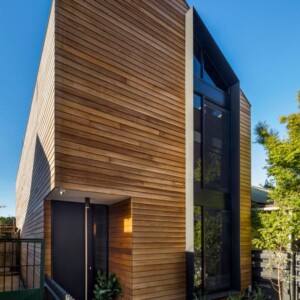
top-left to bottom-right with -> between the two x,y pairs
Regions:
16,1 -> 251,299
251,186 -> 277,210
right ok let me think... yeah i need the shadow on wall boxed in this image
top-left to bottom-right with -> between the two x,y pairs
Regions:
20,135 -> 51,289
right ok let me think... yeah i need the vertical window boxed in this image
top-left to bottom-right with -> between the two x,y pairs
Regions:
194,206 -> 203,295
194,55 -> 201,79
204,102 -> 230,192
204,209 -> 231,292
203,53 -> 227,91
193,44 -> 228,92
193,39 -> 232,296
194,94 -> 202,189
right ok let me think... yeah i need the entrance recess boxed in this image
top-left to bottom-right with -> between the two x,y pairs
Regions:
52,200 -> 108,300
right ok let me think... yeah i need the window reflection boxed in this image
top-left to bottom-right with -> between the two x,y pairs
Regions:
194,94 -> 202,189
194,207 -> 231,294
204,103 -> 230,192
204,209 -> 231,292
194,55 -> 201,79
203,53 -> 227,91
194,206 -> 202,296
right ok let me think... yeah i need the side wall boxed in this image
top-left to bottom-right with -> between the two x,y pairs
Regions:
16,2 -> 55,243
44,200 -> 52,275
16,2 -> 55,288
54,1 -> 188,299
240,92 -> 252,290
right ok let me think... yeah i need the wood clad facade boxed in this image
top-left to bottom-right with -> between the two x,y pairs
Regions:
16,0 -> 251,299
109,200 -> 133,299
240,92 -> 252,290
54,1 -> 187,298
16,2 -> 55,287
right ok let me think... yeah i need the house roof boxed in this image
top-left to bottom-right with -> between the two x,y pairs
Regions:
251,186 -> 270,204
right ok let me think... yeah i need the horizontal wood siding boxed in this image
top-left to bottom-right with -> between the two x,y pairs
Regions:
109,199 -> 133,299
54,0 -> 187,298
240,92 -> 251,290
16,2 -> 55,242
16,3 -> 55,288
44,200 -> 52,276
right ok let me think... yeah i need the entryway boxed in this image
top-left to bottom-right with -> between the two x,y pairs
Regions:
52,199 -> 108,300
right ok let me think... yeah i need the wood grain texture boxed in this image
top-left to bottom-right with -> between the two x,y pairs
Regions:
44,200 -> 52,276
240,91 -> 252,290
54,1 -> 188,298
16,3 -> 55,289
109,199 -> 133,300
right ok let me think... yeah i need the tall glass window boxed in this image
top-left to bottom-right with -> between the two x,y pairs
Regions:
194,206 -> 202,295
204,102 -> 230,192
194,94 -> 202,189
193,43 -> 232,296
204,209 -> 231,292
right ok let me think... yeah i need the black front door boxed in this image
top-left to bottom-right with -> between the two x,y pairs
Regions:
52,201 -> 108,300
52,201 -> 85,299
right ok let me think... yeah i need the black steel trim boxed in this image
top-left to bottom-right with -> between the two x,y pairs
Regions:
85,197 -> 93,300
193,9 -> 239,87
230,82 -> 241,291
194,78 -> 229,108
189,6 -> 242,296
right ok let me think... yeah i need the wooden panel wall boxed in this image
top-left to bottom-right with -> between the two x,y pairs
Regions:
54,0 -> 188,298
44,200 -> 52,276
16,2 -> 55,288
240,91 -> 252,290
109,199 -> 133,299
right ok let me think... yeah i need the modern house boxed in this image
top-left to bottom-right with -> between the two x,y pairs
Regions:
16,1 -> 251,299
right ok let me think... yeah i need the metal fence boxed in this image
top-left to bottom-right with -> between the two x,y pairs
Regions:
252,250 -> 300,300
44,274 -> 75,300
0,238 -> 44,300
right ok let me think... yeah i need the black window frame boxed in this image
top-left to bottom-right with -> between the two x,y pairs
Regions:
191,7 -> 241,298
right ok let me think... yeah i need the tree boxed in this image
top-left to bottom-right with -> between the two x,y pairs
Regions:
253,91 -> 300,300
259,179 -> 274,189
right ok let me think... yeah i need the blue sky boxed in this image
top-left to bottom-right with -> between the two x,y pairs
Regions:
188,0 -> 300,187
0,1 -> 299,217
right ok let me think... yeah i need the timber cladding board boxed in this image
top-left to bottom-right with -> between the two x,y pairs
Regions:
16,2 -> 55,289
44,200 -> 52,276
54,0 -> 187,299
240,92 -> 251,290
109,199 -> 133,299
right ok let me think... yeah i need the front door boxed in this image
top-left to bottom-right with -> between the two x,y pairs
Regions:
52,201 -> 108,300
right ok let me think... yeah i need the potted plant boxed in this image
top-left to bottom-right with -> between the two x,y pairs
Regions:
93,271 -> 124,300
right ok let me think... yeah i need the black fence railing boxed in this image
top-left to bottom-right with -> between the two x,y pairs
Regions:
0,238 -> 44,300
44,274 -> 75,300
252,250 -> 300,300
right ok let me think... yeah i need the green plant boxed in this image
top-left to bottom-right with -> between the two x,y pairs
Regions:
253,92 -> 300,300
227,292 -> 244,300
93,271 -> 123,300
193,292 -> 206,300
252,286 -> 265,300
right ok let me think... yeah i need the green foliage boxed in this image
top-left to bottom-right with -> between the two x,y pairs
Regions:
194,206 -> 202,290
0,216 -> 15,225
227,292 -> 244,300
254,91 -> 300,300
252,286 -> 265,300
252,210 -> 291,251
195,158 -> 202,183
93,271 -> 123,300
254,91 -> 300,248
193,292 -> 206,300
193,208 -> 224,293
261,179 -> 274,189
